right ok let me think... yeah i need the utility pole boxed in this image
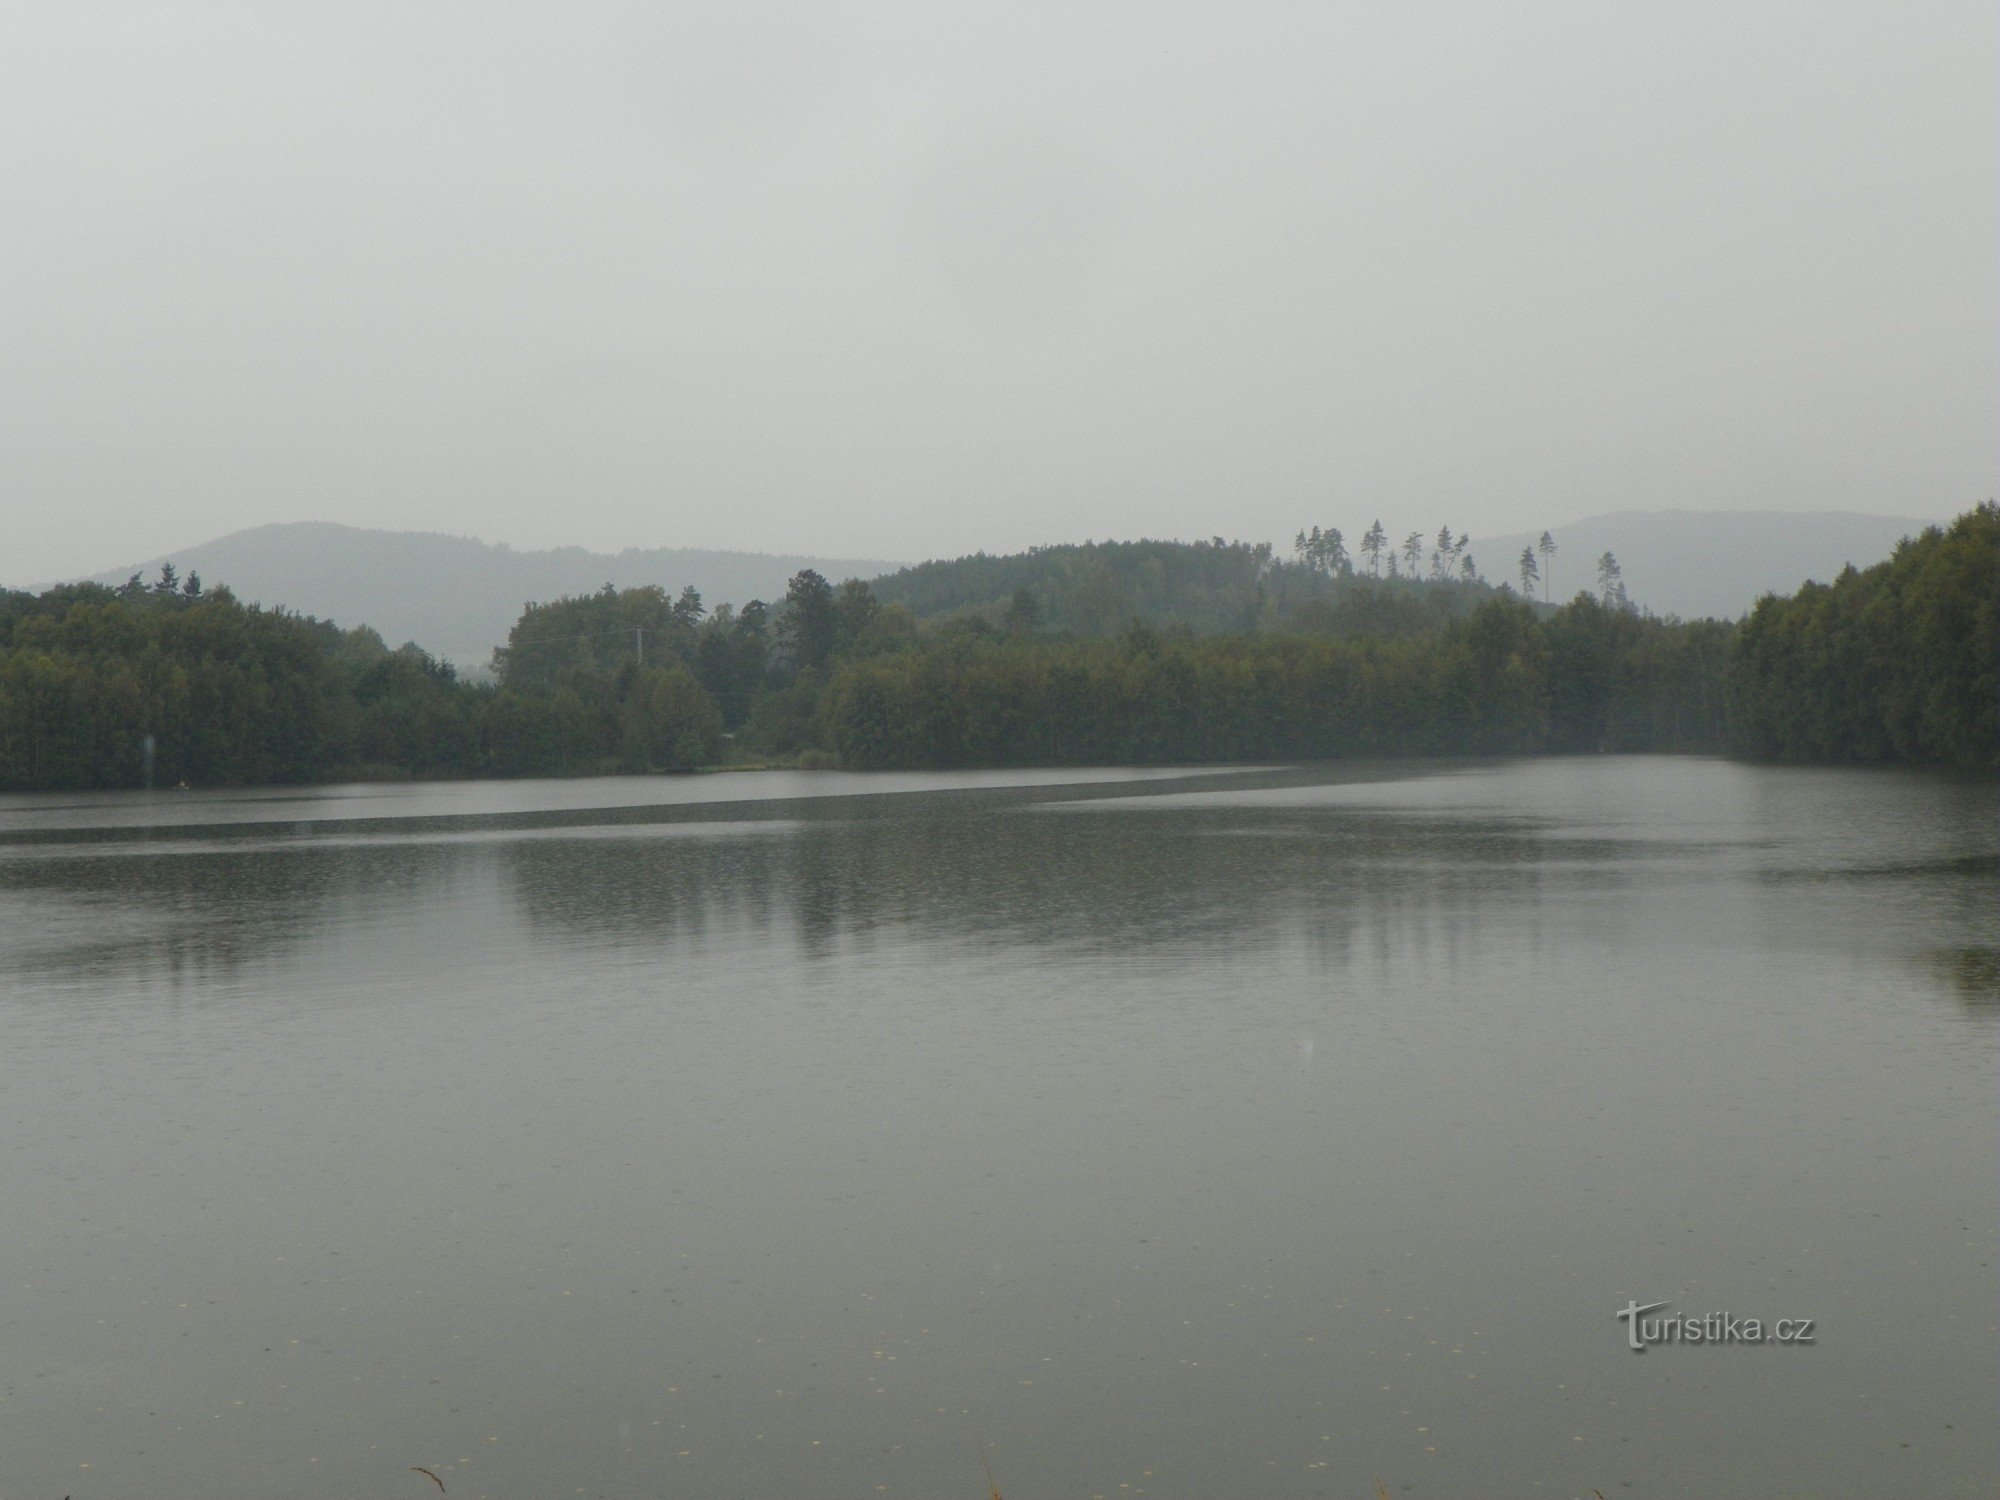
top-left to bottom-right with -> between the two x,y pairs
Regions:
635,626 -> 644,666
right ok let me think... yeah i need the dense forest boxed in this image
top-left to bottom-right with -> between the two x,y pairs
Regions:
0,506 -> 1988,791
866,523 -> 1518,636
0,572 -> 472,788
1725,502 -> 1996,766
822,598 -> 1730,768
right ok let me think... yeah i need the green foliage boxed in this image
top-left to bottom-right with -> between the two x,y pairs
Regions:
1726,503 -> 1997,767
740,676 -> 828,757
693,600 -> 772,729
619,664 -> 724,770
1293,525 -> 1351,575
343,640 -> 482,776
1544,595 -> 1730,752
870,532 -> 1519,646
1002,587 -> 1043,634
826,596 -> 1643,769
0,572 -> 732,788
0,585 -> 403,789
779,569 -> 838,676
495,583 -> 697,691
1264,571 -> 1495,639
869,538 -> 1276,636
4,507 -> 1985,788
480,582 -> 732,772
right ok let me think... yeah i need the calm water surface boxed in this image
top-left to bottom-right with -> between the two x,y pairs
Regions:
0,758 -> 1993,1499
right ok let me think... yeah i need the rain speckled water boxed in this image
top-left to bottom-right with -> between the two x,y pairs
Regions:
0,758 -> 1993,1499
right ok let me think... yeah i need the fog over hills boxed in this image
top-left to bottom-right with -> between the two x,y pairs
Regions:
70,507 -> 1944,669
1464,509 -> 1944,619
78,524 -> 904,670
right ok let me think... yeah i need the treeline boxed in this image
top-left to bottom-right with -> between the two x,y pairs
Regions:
1726,502 -> 1996,766
868,530 -> 1529,638
820,596 -> 1729,769
0,567 -> 858,789
487,571 -> 908,763
870,538 -> 1276,635
0,579 -> 740,790
0,576 -> 480,788
0,505 -> 1988,790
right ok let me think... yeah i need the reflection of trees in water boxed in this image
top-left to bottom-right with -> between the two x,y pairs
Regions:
0,787 -> 1644,992
498,831 -> 792,951
500,804 -> 1592,964
1931,946 -> 2000,1007
0,841 -> 468,992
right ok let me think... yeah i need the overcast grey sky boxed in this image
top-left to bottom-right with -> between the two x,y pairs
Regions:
5,2 -> 1992,584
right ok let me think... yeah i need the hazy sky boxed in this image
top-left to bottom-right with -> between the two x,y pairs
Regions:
5,2 -> 1993,583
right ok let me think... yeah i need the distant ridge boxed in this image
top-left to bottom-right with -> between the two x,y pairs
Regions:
76,523 -> 905,670
1465,508 -> 1943,619
858,509 -> 1944,626
60,507 -> 1946,668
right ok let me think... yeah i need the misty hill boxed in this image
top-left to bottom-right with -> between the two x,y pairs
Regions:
867,536 -> 1505,640
866,510 -> 1941,630
870,538 -> 1282,635
79,508 -> 1942,670
1466,509 -> 1942,619
85,524 -> 904,670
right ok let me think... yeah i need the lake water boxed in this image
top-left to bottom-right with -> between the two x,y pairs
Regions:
0,757 -> 1993,1499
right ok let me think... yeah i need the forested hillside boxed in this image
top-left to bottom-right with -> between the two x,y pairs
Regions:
0,575 -> 729,789
1726,502 -> 1997,767
867,528 -> 1508,636
1466,509 -> 1939,620
0,576 -> 479,788
0,506 -> 1989,790
821,597 -> 1730,769
864,510 -> 1937,628
79,523 -> 902,671
869,538 -> 1274,633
